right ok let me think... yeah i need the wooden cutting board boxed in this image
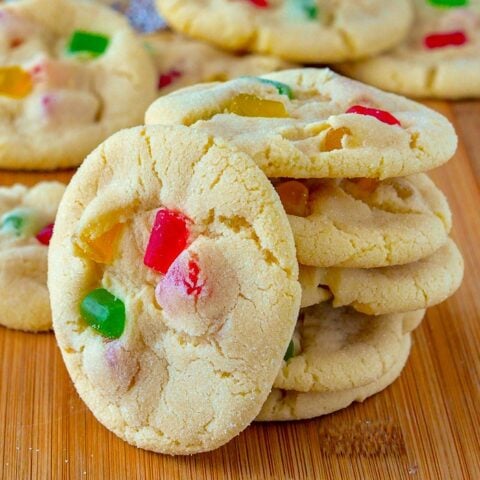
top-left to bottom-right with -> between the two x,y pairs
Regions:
0,100 -> 479,480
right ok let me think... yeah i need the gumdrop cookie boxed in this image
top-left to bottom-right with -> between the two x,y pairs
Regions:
49,124 -> 301,454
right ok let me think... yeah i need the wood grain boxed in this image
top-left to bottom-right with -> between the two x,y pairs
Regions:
1,101 -> 479,480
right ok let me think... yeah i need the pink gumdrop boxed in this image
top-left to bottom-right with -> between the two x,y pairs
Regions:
36,223 -> 54,246
158,69 -> 182,89
346,105 -> 401,126
424,30 -> 468,49
144,208 -> 190,274
156,254 -> 206,302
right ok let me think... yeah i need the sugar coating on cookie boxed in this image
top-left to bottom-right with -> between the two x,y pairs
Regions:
156,0 -> 413,63
144,31 -> 294,95
337,0 -> 480,99
49,125 -> 301,454
300,239 -> 464,315
0,181 -> 65,331
257,333 -> 412,421
273,174 -> 452,269
0,0 -> 156,169
146,69 -> 457,180
273,302 -> 423,393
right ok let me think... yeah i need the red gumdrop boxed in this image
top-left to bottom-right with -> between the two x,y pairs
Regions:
248,0 -> 269,6
424,30 -> 468,49
158,69 -> 182,89
36,223 -> 54,246
346,105 -> 401,126
144,209 -> 190,274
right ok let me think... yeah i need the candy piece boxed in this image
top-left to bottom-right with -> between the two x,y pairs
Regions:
0,66 -> 32,99
227,94 -> 288,118
346,105 -> 401,126
0,207 -> 42,237
158,69 -> 182,89
301,0 -> 319,19
275,181 -> 309,217
257,78 -> 294,99
286,0 -> 318,20
428,0 -> 468,7
424,30 -> 468,49
36,223 -> 54,246
84,223 -> 124,264
29,59 -> 90,90
156,255 -> 205,303
80,288 -> 126,339
66,30 -> 110,58
350,178 -> 379,193
247,0 -> 269,7
144,209 -> 190,274
284,340 -> 295,361
323,127 -> 351,151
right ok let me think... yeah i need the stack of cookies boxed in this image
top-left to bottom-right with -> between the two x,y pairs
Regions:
144,68 -> 464,422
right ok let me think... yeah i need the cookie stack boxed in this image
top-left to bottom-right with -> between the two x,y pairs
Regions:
144,68 -> 464,422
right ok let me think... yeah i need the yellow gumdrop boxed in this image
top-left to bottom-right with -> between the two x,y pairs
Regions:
84,223 -> 124,264
0,66 -> 33,99
227,94 -> 288,118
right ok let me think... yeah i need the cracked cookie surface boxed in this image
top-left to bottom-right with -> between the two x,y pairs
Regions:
0,0 -> 156,169
337,0 -> 480,99
49,124 -> 301,454
156,0 -> 413,63
273,302 -> 423,393
146,69 -> 457,179
0,181 -> 65,331
258,332 -> 411,421
300,239 -> 464,314
274,173 -> 451,268
144,31 -> 294,96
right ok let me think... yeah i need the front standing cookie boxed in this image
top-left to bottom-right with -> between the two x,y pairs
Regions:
146,69 -> 457,180
337,0 -> 480,99
0,181 -> 65,331
144,31 -> 294,96
0,0 -> 156,169
49,125 -> 301,454
156,0 -> 413,63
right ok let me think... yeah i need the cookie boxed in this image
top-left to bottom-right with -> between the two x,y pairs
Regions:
145,69 -> 457,180
0,0 -> 156,170
0,181 -> 65,331
300,239 -> 464,314
273,174 -> 452,269
49,125 -> 301,454
273,302 -> 423,393
257,334 -> 411,421
156,0 -> 413,64
337,0 -> 480,99
144,31 -> 293,96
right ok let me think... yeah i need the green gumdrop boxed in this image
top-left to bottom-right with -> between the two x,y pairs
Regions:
283,340 -> 295,361
80,288 -> 125,339
0,207 -> 42,237
301,0 -> 318,19
428,0 -> 469,7
66,30 -> 110,58
257,78 -> 294,99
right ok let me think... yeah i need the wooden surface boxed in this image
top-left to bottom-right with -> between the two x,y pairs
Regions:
1,101 -> 479,480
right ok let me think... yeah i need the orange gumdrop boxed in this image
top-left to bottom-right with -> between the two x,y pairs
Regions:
0,66 -> 33,99
85,223 -> 124,264
323,127 -> 351,152
227,94 -> 288,118
275,181 -> 310,217
351,178 -> 379,193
